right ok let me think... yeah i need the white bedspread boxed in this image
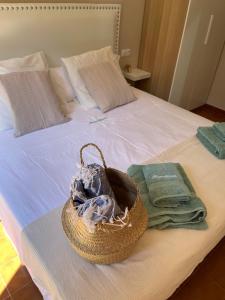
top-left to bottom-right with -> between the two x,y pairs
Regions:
0,88 -> 212,298
21,136 -> 225,300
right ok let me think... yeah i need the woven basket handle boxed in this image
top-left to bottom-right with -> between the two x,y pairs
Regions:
80,143 -> 107,169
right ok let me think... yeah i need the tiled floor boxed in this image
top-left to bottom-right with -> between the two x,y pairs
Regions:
168,237 -> 225,300
1,221 -> 225,300
0,223 -> 42,300
1,104 -> 225,300
192,104 -> 225,122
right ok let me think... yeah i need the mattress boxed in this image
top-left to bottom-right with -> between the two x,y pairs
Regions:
21,136 -> 225,300
0,88 -> 212,297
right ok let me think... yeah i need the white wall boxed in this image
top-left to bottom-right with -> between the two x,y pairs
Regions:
81,0 -> 145,68
0,0 -> 145,68
207,45 -> 225,111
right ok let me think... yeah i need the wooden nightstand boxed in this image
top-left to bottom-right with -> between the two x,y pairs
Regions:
123,68 -> 151,87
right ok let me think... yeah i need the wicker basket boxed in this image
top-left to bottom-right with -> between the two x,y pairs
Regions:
61,143 -> 148,264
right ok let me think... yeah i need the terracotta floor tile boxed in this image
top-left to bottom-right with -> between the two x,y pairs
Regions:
19,267 -> 32,282
0,257 -> 20,277
12,282 -> 43,300
192,104 -> 225,122
171,275 -> 225,300
169,239 -> 225,300
199,243 -> 225,289
0,239 -> 17,266
219,238 -> 225,251
0,290 -> 10,300
0,276 -> 10,300
1,258 -> 31,295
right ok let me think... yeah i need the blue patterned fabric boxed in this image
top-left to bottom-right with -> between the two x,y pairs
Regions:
71,163 -> 122,231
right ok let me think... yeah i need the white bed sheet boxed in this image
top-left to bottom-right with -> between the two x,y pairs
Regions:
0,88 -> 211,257
21,136 -> 225,300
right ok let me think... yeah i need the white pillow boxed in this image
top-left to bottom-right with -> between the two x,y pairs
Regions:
0,51 -> 48,74
0,71 -> 69,137
49,67 -> 78,116
0,51 -> 48,131
0,82 -> 14,131
49,67 -> 75,104
79,62 -> 136,112
62,46 -> 121,109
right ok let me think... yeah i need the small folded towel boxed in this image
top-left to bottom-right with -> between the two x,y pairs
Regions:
197,127 -> 225,159
213,122 -> 225,142
142,163 -> 195,207
128,163 -> 207,230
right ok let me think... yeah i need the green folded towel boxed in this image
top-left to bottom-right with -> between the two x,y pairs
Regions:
128,163 -> 207,230
197,127 -> 225,159
142,163 -> 195,207
213,122 -> 225,142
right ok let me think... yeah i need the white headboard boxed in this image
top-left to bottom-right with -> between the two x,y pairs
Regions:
0,3 -> 121,66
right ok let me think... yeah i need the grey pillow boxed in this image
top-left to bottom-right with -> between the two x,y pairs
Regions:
79,62 -> 136,112
0,70 -> 70,136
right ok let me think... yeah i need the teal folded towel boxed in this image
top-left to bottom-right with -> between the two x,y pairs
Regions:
197,127 -> 225,159
213,122 -> 225,141
142,163 -> 195,208
128,163 -> 207,230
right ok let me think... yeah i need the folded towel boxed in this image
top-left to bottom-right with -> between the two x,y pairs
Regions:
213,122 -> 225,142
197,127 -> 225,159
142,163 -> 195,207
128,164 -> 207,230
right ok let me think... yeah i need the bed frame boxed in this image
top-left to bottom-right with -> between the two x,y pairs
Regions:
0,3 -> 121,66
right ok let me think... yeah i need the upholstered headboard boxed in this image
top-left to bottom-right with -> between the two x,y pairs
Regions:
0,3 -> 121,66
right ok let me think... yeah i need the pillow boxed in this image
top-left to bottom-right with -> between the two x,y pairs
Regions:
0,82 -> 14,131
0,51 -> 48,74
0,71 -> 69,136
79,62 -> 136,112
49,67 -> 77,115
0,51 -> 48,131
62,46 -> 121,109
49,67 -> 75,103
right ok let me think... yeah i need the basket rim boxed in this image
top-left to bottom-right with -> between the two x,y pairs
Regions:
71,166 -> 139,207
70,167 -> 139,230
61,197 -> 148,256
66,191 -> 141,234
62,161 -> 148,264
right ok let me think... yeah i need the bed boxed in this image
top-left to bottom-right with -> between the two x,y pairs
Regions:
0,3 -> 224,300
